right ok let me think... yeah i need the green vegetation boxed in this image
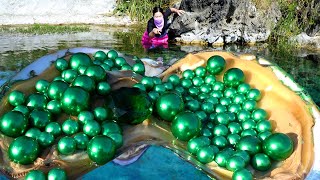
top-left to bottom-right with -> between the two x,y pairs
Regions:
0,24 -> 90,35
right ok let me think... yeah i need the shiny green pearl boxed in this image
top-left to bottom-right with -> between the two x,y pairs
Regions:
121,64 -> 132,70
212,81 -> 225,91
83,120 -> 101,137
29,110 -> 51,129
93,107 -> 108,122
133,83 -> 146,91
233,94 -> 246,104
46,100 -> 61,115
214,148 -> 234,167
247,88 -> 262,101
114,57 -> 127,67
251,153 -> 271,171
198,93 -> 209,101
227,134 -> 241,145
152,77 -> 162,85
48,168 -> 67,180
206,55 -> 226,75
236,135 -> 261,155
227,112 -> 236,122
184,95 -> 194,101
258,131 -> 272,141
141,76 -> 154,90
78,111 -> 94,124
223,68 -> 245,87
111,66 -> 119,71
62,69 -> 78,83
167,74 -> 180,86
84,65 -> 106,82
188,86 -> 200,96
74,133 -> 89,150
174,86 -> 185,95
199,84 -> 211,93
55,58 -> 68,72
35,79 -> 49,94
100,63 -> 111,71
156,92 -> 184,121
97,81 -> 111,95
237,83 -> 251,94
154,84 -> 166,94
263,133 -> 293,161
94,50 -> 107,61
187,136 -> 211,155
53,76 -> 64,81
182,69 -> 195,79
107,50 -> 118,60
208,113 -> 216,122
237,110 -> 251,121
228,103 -> 242,113
194,66 -> 207,77
62,119 -> 79,135
210,90 -> 223,99
201,102 -> 214,114
13,105 -> 29,116
8,136 -> 39,165
206,97 -> 219,105
148,91 -> 160,101
106,133 -> 123,149
192,76 -> 204,87
69,53 -> 92,70
215,113 -> 230,125
87,135 -> 116,165
206,122 -> 214,129
195,111 -> 208,122
226,155 -> 246,172
58,136 -> 76,155
104,59 -> 115,68
101,121 -> 122,135
61,87 -> 90,115
0,111 -> 27,137
163,82 -> 174,91
252,109 -> 268,122
228,122 -> 242,134
242,119 -> 256,130
93,60 -> 103,65
25,170 -> 46,180
224,88 -> 237,98
72,74 -> 96,91
220,97 -> 232,106
256,120 -> 272,132
242,100 -> 257,111
132,63 -> 145,76
38,132 -> 54,147
8,90 -> 25,106
213,124 -> 228,136
47,80 -> 69,100
171,111 -> 201,141
25,128 -> 41,140
232,168 -> 253,180
202,128 -> 213,138
233,150 -> 250,165
186,99 -> 200,111
212,135 -> 228,149
241,129 -> 257,137
77,65 -> 88,75
204,75 -> 216,85
180,78 -> 193,88
197,145 -> 219,164
215,104 -> 227,113
45,122 -> 62,137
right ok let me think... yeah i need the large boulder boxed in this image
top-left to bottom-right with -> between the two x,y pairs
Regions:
169,0 -> 281,44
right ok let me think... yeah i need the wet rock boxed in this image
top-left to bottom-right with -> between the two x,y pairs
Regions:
291,32 -> 320,50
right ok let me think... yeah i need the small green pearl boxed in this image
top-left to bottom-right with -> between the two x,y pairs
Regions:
106,133 -> 123,149
228,122 -> 242,134
104,59 -> 115,68
214,148 -> 234,167
198,93 -> 209,101
262,133 -> 293,161
163,82 -> 174,90
242,100 -> 257,111
247,88 -> 261,101
194,66 -> 207,77
236,135 -> 261,155
195,111 -> 208,122
78,111 -> 94,124
48,168 -> 67,180
69,53 -> 92,70
233,94 -> 246,104
224,87 -> 237,98
210,90 -> 223,99
220,97 -> 232,106
237,110 -> 251,121
227,112 -> 236,122
62,69 -> 78,83
153,77 -> 162,85
55,58 -> 68,72
74,133 -> 90,150
25,170 -> 46,180
258,131 -> 272,141
93,60 -> 103,65
83,120 -> 101,137
213,124 -> 228,136
206,97 -> 219,105
35,79 -> 50,94
252,109 -> 268,122
29,110 -> 51,129
114,57 -> 127,67
215,104 -> 227,113
232,168 -> 252,180
47,80 -> 69,100
199,84 -> 212,93
141,76 -> 154,90
101,121 -> 122,135
107,50 -> 118,59
201,128 -> 213,138
53,76 -> 64,81
251,153 -> 271,171
84,65 -> 106,82
13,105 -> 29,116
201,102 -> 214,114
212,81 -> 225,91
121,64 -> 132,70
197,145 -> 219,164
46,100 -> 61,114
78,65 -> 88,75
62,119 -> 79,135
186,99 -> 200,111
154,84 -> 166,94
97,81 -> 111,95
188,86 -> 200,97
132,63 -> 145,76
94,50 -> 107,61
227,134 -> 241,145
94,107 -> 109,122
148,91 -> 160,101
206,55 -> 226,75
215,112 -> 230,125
256,120 -> 272,132
187,136 -> 211,155
38,132 -> 54,147
184,95 -> 194,101
237,83 -> 251,94
241,129 -> 257,137
233,150 -> 251,165
192,76 -> 204,87
180,78 -> 193,88
242,119 -> 256,130
87,135 -> 116,165
167,74 -> 180,86
156,92 -> 184,121
223,68 -> 245,88
25,128 -> 41,140
212,135 -> 228,149
226,155 -> 246,172
182,69 -> 195,79
206,122 -> 214,129
133,83 -> 146,91
175,86 -> 185,95
8,90 -> 25,106
228,103 -> 242,113
204,75 -> 216,85
58,136 -> 76,155
171,111 -> 201,141
45,122 -> 62,137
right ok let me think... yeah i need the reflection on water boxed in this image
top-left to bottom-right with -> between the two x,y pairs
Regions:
0,25 -> 319,106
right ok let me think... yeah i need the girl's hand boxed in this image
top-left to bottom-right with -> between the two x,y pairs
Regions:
176,9 -> 185,16
153,28 -> 161,35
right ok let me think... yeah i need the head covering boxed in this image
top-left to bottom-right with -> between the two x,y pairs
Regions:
154,17 -> 164,31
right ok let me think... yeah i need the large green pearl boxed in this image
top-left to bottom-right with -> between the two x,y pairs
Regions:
228,122 -> 242,134
201,102 -> 214,114
48,168 -> 67,180
180,78 -> 193,88
226,155 -> 246,172
197,145 -> 219,164
213,125 -> 228,136
94,51 -> 107,61
35,79 -> 49,94
58,136 -> 76,155
252,109 -> 268,121
233,150 -> 250,165
74,133 -> 89,150
228,103 -> 242,113
236,135 -> 261,155
45,122 -> 62,137
258,131 -> 272,141
62,119 -> 79,135
187,136 -> 211,155
186,99 -> 200,111
62,69 -> 78,83
38,132 -> 54,147
84,65 -> 106,82
263,133 -> 293,161
13,105 -> 29,116
242,119 -> 256,130
192,76 -> 204,87
247,88 -> 262,101
0,111 -> 27,137
206,55 -> 226,75
242,100 -> 257,112
215,112 -> 230,125
29,110 -> 51,129
97,81 -> 111,95
223,68 -> 245,87
224,88 -> 237,98
167,74 -> 180,86
73,76 -> 96,92
47,80 -> 69,100
204,75 -> 216,85
171,111 -> 201,141
78,111 -> 94,124
199,84 -> 211,93
8,136 -> 39,164
106,133 -> 123,149
61,87 -> 90,115
132,63 -> 145,76
46,100 -> 61,114
214,148 -> 234,167
26,93 -> 48,110
25,170 -> 46,180
232,168 -> 253,180
87,135 -> 116,165
55,58 -> 68,72
93,107 -> 108,122
227,134 -> 241,145
182,69 -> 195,79
69,53 -> 92,70
141,76 -> 154,90
251,153 -> 271,171
101,121 -> 122,135
256,120 -> 272,133
25,128 -> 41,140
83,120 -> 101,137
212,136 -> 228,149
156,92 -> 184,121
107,50 -> 118,60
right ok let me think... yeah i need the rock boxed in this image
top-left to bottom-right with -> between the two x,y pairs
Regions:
169,0 -> 281,44
290,32 -> 320,50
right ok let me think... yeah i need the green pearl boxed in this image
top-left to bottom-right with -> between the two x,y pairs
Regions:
141,76 -> 154,90
242,119 -> 256,130
35,79 -> 49,94
215,113 -> 230,125
242,100 -> 257,111
197,145 -> 219,164
227,134 -> 241,145
188,86 -> 200,96
220,97 -> 232,106
224,88 -> 237,98
233,150 -> 251,165
186,99 -> 200,111
121,64 -> 132,70
214,148 -> 234,167
38,132 -> 54,147
171,111 -> 201,141
252,109 -> 268,121
192,76 -> 204,87
62,69 -> 78,83
156,92 -> 184,121
62,119 -> 79,135
47,80 -> 69,100
104,59 -> 115,68
227,112 -> 236,122
199,84 -> 212,93
194,66 -> 207,77
263,133 -> 293,161
8,136 -> 39,164
210,91 -> 223,99
167,74 -> 180,86
107,50 -> 118,60
228,122 -> 242,134
223,68 -> 245,87
180,78 -> 193,88
93,107 -> 108,122
84,65 -> 106,82
0,111 -> 27,137
78,111 -> 94,124
61,87 -> 90,115
132,63 -> 145,76
201,128 -> 213,138
100,63 -> 111,71
213,125 -> 228,136
236,135 -> 261,155
152,77 -> 162,85
13,105 -> 29,116
83,120 -> 101,137
106,133 -> 123,149
187,136 -> 211,155
72,75 -> 96,92
48,168 -> 67,180
25,170 -> 45,180
195,111 -> 208,122
215,104 -> 227,113
212,136 -> 228,149
258,131 -> 272,141
69,53 -> 92,70
228,103 -> 242,113
46,100 -> 61,114
204,74 -> 216,85
133,83 -> 146,91
111,66 -> 119,71
101,121 -> 122,135
45,122 -> 62,137
233,94 -> 246,104
206,122 -> 214,129
114,57 -> 127,67
206,97 -> 219,105
237,110 -> 251,121
29,110 -> 51,129
206,55 -> 226,75
201,102 -> 214,114
247,88 -> 261,101
154,84 -> 166,94
198,93 -> 209,101
78,65 -> 88,75
26,93 -> 47,110
148,91 -> 160,101
53,76 -> 64,81
94,60 -> 103,65
226,155 -> 246,172
74,133 -> 89,150
232,168 -> 253,180
25,128 -> 41,140
237,83 -> 251,94
212,81 -> 225,91
163,82 -> 174,91
58,136 -> 76,155
251,153 -> 271,171
241,129 -> 257,137
182,69 -> 195,79
184,95 -> 194,101
94,50 -> 107,61
87,135 -> 116,165
256,120 -> 272,132
55,58 -> 68,72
